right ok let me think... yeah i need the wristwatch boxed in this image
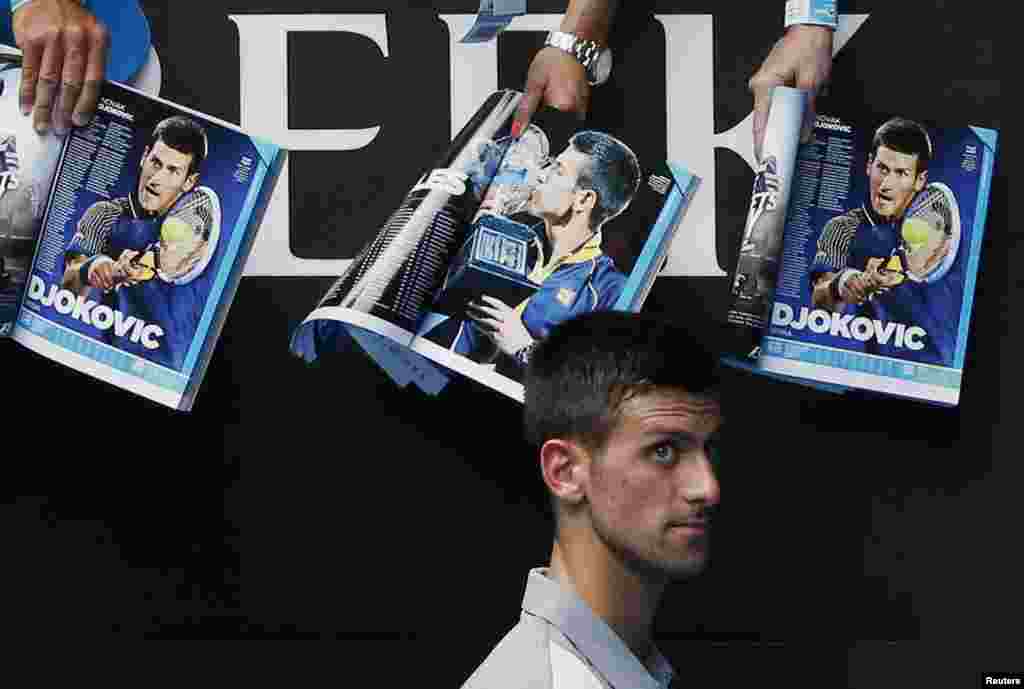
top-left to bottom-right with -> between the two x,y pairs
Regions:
544,31 -> 613,86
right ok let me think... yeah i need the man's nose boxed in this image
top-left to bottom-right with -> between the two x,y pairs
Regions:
682,451 -> 721,507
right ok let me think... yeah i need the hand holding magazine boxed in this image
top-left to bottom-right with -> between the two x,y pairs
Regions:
723,86 -> 998,406
0,50 -> 285,411
290,90 -> 699,402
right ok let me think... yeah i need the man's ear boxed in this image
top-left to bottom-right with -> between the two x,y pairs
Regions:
574,188 -> 598,215
913,169 -> 928,194
182,172 -> 199,194
540,438 -> 591,508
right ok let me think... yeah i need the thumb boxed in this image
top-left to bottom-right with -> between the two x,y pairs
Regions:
750,83 -> 774,163
513,79 -> 544,138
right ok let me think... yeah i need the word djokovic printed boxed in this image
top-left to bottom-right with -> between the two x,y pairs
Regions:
26,276 -> 164,349
771,302 -> 926,350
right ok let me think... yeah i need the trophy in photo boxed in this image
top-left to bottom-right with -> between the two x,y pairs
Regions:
432,124 -> 550,317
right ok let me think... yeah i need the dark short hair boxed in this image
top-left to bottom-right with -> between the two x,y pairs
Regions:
150,116 -> 208,177
570,131 -> 641,230
524,311 -> 720,453
870,117 -> 932,174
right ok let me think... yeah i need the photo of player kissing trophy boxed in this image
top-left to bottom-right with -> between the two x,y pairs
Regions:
290,89 -> 700,402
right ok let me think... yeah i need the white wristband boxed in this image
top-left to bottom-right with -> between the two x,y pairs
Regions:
784,0 -> 838,29
11,0 -> 84,13
837,268 -> 859,293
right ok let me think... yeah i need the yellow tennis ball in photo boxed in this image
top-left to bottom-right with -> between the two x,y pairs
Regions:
902,217 -> 933,249
160,216 -> 193,245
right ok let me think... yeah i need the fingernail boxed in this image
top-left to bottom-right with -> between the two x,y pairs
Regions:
55,123 -> 68,137
34,120 -> 49,135
20,104 -> 30,116
73,112 -> 91,127
510,121 -> 523,138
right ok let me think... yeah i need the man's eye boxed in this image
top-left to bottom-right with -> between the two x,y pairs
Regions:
653,444 -> 676,465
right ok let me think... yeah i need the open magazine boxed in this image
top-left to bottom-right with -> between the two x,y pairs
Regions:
0,52 -> 285,411
723,86 -> 998,406
290,90 -> 699,402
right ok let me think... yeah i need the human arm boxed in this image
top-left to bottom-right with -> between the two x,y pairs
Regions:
511,0 -> 617,136
11,0 -> 109,135
811,268 -> 881,311
62,251 -> 129,293
749,1 -> 836,162
808,213 -> 875,311
59,200 -> 121,293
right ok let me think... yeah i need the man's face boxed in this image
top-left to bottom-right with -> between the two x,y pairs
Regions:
585,386 -> 723,580
137,140 -> 197,215
528,146 -> 591,222
867,145 -> 926,220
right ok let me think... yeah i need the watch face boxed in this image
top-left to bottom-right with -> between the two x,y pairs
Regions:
590,50 -> 613,86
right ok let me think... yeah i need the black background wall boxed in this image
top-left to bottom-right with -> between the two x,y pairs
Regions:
2,0 -> 1012,684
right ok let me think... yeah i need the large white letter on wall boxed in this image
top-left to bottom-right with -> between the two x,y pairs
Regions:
231,14 -> 388,276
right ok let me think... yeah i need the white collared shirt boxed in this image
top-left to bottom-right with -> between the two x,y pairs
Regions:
460,568 -> 676,689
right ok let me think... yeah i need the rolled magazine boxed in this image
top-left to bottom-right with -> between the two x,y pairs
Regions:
725,86 -> 807,360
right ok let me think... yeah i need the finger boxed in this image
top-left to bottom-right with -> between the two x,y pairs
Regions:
513,73 -> 545,138
33,37 -> 64,134
477,295 -> 506,309
467,302 -> 500,321
467,314 -> 500,333
96,265 -> 111,290
74,23 -> 108,127
55,28 -> 88,135
575,81 -> 590,121
749,75 -> 775,163
18,35 -> 45,116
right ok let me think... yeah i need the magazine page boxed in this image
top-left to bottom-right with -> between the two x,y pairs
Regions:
1,46 -> 160,337
752,115 -> 998,406
11,80 -> 284,410
407,104 -> 699,402
289,90 -> 523,365
0,56 -> 67,336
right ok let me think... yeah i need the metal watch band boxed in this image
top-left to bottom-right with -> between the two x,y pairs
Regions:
545,30 -> 603,74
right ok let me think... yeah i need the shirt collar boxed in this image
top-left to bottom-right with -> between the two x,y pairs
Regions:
521,567 -> 675,689
128,192 -> 143,219
529,232 -> 604,283
861,202 -> 902,229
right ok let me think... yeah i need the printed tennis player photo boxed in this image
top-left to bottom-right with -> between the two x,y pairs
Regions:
771,116 -> 984,368
290,89 -> 695,401
419,123 -> 673,384
22,113 -> 225,372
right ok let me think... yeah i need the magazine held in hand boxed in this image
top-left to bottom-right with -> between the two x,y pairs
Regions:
725,86 -> 998,406
291,89 -> 699,402
0,54 -> 285,411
